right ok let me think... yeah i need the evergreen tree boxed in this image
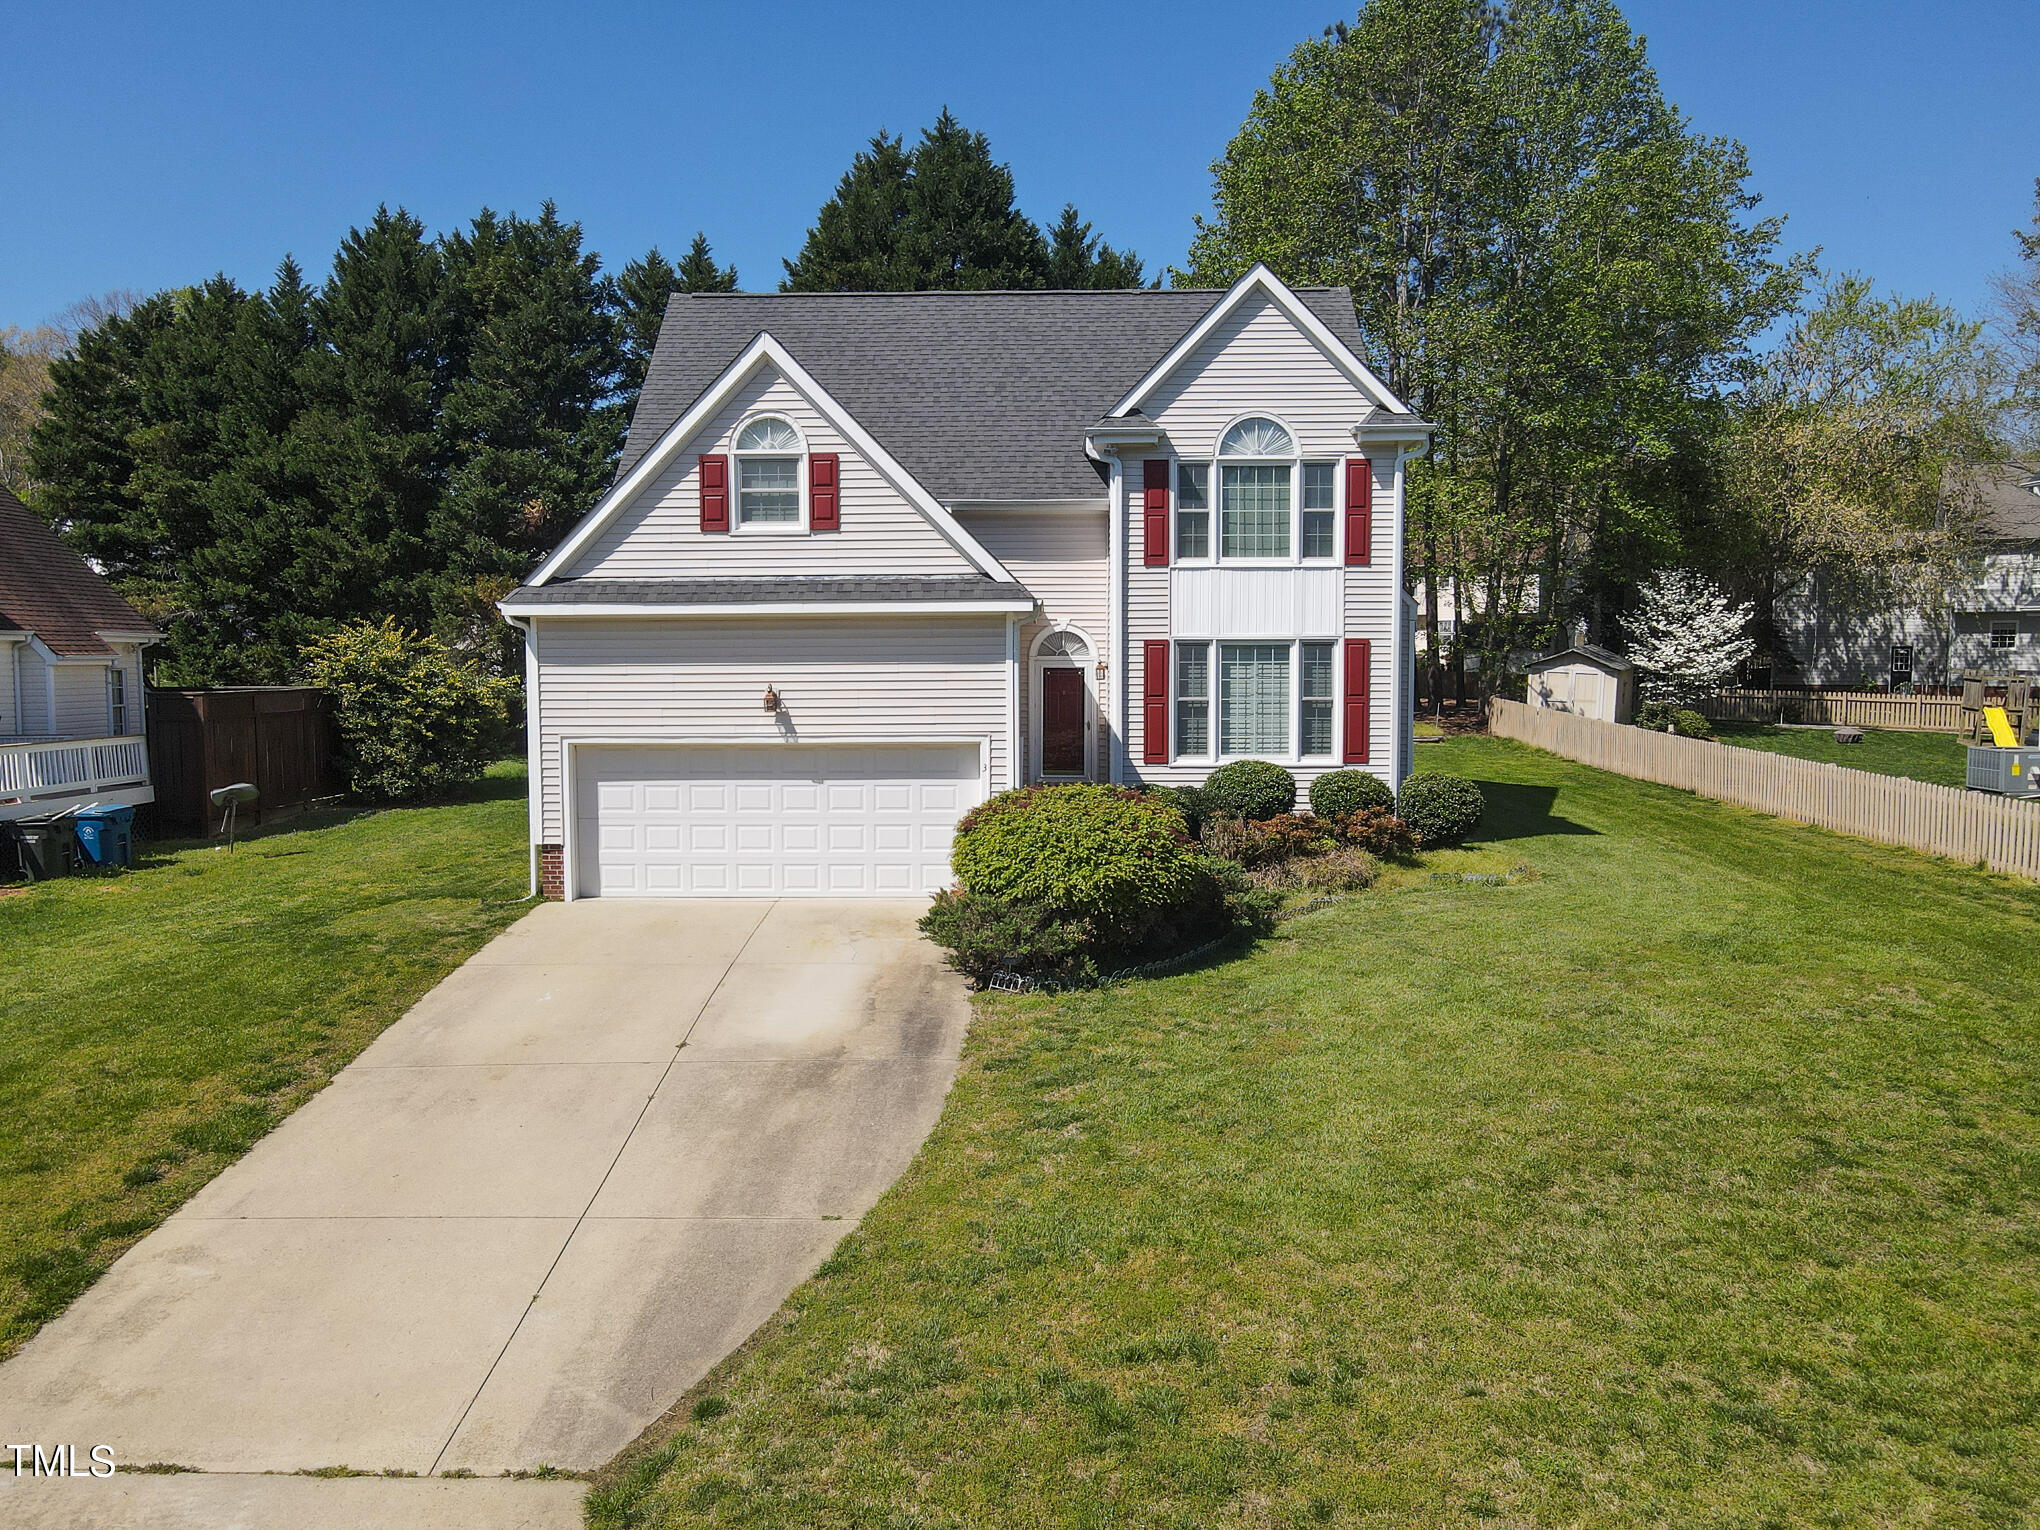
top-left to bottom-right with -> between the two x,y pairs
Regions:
783,131 -> 918,290
436,203 -> 623,661
902,109 -> 1048,289
676,232 -> 737,293
1046,205 -> 1147,289
612,246 -> 679,400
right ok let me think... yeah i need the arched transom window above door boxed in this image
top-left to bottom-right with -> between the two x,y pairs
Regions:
1036,628 -> 1091,659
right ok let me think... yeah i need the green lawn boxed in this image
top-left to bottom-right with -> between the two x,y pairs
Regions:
594,737 -> 2039,1529
0,762 -> 531,1359
1712,720 -> 1969,787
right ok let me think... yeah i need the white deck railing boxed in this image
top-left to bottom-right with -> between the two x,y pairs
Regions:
0,734 -> 151,812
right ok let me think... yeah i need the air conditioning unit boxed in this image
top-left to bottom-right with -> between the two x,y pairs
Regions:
1966,745 -> 2040,798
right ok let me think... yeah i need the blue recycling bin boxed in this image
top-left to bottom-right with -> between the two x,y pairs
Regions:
67,804 -> 136,869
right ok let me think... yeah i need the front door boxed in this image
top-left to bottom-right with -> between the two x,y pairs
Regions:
1040,667 -> 1086,777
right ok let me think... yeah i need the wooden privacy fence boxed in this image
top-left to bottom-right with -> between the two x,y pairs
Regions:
1705,688 -> 1963,731
146,687 -> 340,835
1489,697 -> 2040,881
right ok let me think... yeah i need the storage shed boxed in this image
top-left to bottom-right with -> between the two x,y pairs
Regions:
1526,642 -> 1635,724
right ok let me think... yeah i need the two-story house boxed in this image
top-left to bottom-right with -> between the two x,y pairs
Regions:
0,488 -> 158,822
1775,464 -> 2040,688
501,266 -> 1430,899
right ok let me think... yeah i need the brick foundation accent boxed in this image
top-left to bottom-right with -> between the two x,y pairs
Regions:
538,844 -> 564,899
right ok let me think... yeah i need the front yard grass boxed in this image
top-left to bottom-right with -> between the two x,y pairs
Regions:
594,737 -> 2039,1529
0,762 -> 530,1360
1712,719 -> 1969,787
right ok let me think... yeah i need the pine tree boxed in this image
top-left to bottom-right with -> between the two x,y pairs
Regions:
1046,205 -> 1147,289
902,109 -> 1047,289
783,131 -> 917,290
1624,569 -> 1754,708
612,246 -> 679,401
436,203 -> 623,662
676,232 -> 737,293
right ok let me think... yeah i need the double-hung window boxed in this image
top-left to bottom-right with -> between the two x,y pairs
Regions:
1217,417 -> 1294,560
1175,644 -> 1209,755
1299,642 -> 1335,755
734,416 -> 803,526
1992,621 -> 2018,651
107,665 -> 127,735
1176,464 -> 1209,559
1301,463 -> 1336,559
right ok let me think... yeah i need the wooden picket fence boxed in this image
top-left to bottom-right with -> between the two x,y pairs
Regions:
1489,698 -> 2040,881
1704,688 -> 1963,731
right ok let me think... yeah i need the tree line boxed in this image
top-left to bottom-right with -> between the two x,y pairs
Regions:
8,4 -> 2028,693
10,112 -> 1146,684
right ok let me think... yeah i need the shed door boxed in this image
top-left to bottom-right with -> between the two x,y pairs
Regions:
574,743 -> 980,898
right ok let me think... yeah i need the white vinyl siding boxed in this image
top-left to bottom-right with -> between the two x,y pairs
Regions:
1125,290 -> 1400,789
958,506 -> 1109,780
530,614 -> 1011,843
564,369 -> 976,578
52,660 -> 129,737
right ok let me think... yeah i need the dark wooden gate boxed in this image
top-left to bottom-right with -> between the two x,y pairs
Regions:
145,687 -> 341,835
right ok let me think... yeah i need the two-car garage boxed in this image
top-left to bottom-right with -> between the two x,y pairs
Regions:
570,742 -> 982,898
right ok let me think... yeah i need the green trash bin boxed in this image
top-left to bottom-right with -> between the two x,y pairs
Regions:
8,816 -> 76,881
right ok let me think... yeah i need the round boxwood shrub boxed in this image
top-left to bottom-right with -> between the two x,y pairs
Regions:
1671,708 -> 1714,739
1397,772 -> 1486,846
1201,760 -> 1296,822
1308,768 -> 1393,820
950,785 -> 1196,923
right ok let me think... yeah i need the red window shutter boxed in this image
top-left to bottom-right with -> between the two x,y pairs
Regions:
1142,459 -> 1171,567
699,454 -> 729,533
1344,456 -> 1373,566
809,453 -> 839,531
1142,639 -> 1170,764
1343,638 -> 1371,763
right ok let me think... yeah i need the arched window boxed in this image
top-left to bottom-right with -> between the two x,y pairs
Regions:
733,415 -> 803,525
1216,416 -> 1296,559
1035,628 -> 1091,659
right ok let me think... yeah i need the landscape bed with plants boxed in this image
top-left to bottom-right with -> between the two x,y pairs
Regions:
594,735 -> 2040,1529
919,761 -> 1490,989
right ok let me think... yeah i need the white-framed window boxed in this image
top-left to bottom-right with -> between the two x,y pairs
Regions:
1176,464 -> 1210,560
1991,621 -> 2018,651
107,663 -> 127,735
1171,638 -> 1344,762
1890,644 -> 1915,686
1301,463 -> 1336,560
1300,641 -> 1335,755
1217,416 -> 1295,561
1175,643 -> 1209,754
733,415 -> 804,527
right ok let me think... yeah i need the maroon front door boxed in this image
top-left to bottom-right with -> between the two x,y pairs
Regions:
1041,667 -> 1086,776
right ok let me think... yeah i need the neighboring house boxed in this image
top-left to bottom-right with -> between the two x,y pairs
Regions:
501,265 -> 1431,900
1525,639 -> 1634,724
1775,464 -> 2040,688
0,488 -> 159,822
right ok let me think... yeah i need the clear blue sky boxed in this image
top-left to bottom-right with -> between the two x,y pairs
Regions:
3,1 -> 2034,331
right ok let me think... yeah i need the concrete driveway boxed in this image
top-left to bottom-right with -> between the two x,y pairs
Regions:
0,898 -> 967,1527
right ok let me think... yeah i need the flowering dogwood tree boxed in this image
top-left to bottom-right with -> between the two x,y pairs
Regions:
1626,570 -> 1755,707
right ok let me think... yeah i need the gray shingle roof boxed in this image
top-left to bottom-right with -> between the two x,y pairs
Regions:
507,575 -> 1032,607
620,287 -> 1370,503
0,488 -> 158,656
1981,462 -> 2040,543
1529,643 -> 1633,673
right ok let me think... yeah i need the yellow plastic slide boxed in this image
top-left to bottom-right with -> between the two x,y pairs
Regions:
1984,705 -> 2018,748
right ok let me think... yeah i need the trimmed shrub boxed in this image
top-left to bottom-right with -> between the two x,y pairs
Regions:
1308,769 -> 1393,820
1200,812 -> 1335,868
1671,708 -> 1714,739
300,618 -> 516,801
1397,773 -> 1485,847
1637,699 -> 1675,731
951,785 -> 1195,924
1143,783 -> 1208,837
1201,760 -> 1296,821
1326,808 -> 1420,859
919,890 -> 1096,989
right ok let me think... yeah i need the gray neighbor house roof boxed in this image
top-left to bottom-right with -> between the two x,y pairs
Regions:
619,286 -> 1370,504
506,575 -> 1032,607
1528,642 -> 1633,673
1981,462 -> 2040,544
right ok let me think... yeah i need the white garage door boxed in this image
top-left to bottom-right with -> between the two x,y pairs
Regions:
573,743 -> 982,898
